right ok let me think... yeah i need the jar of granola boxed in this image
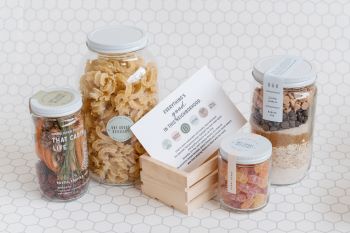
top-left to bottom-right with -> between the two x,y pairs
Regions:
30,88 -> 89,201
250,55 -> 317,185
218,133 -> 272,211
79,25 -> 158,185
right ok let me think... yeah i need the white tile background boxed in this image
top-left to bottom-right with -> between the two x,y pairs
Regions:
0,0 -> 349,232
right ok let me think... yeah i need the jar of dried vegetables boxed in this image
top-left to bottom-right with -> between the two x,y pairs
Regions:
250,55 -> 317,185
30,88 -> 89,201
79,25 -> 158,185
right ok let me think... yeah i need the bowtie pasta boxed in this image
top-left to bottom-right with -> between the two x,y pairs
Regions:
80,52 -> 157,185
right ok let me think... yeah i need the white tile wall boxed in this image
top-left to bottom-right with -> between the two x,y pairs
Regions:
0,0 -> 349,232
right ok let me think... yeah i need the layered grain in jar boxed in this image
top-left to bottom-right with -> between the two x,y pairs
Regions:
250,56 -> 317,185
79,26 -> 158,185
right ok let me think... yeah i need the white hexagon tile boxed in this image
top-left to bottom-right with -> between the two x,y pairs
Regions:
0,0 -> 350,232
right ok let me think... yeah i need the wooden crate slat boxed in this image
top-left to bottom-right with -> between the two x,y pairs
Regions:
141,181 -> 187,213
140,155 -> 187,187
140,153 -> 219,214
186,170 -> 218,201
141,172 -> 186,194
187,154 -> 218,187
186,186 -> 217,214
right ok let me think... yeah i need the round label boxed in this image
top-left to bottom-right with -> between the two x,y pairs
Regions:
180,123 -> 191,134
106,116 -> 134,142
38,90 -> 74,107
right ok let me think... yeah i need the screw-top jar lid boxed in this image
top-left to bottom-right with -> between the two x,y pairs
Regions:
252,55 -> 317,88
86,25 -> 148,54
220,133 -> 272,165
30,88 -> 82,118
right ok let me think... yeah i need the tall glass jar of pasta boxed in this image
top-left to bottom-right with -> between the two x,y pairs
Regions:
79,26 -> 158,185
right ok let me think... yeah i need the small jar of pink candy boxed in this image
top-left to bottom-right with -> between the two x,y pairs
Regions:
218,133 -> 272,211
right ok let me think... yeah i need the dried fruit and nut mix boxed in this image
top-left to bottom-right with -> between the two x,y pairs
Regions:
80,26 -> 158,185
218,133 -> 272,211
30,89 -> 89,201
250,56 -> 317,185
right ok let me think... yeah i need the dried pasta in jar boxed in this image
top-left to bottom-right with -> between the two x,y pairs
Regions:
80,26 -> 158,185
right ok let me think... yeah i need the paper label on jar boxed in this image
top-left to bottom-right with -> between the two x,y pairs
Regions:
263,56 -> 301,122
106,116 -> 134,142
35,118 -> 89,200
227,154 -> 236,194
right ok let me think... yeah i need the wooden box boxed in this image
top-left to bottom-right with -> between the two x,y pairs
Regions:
140,154 -> 218,215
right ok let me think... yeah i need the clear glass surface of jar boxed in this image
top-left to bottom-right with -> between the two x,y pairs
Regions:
250,55 -> 317,185
79,25 -> 158,185
218,133 -> 272,211
30,88 -> 89,201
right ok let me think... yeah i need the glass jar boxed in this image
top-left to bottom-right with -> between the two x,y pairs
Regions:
79,26 -> 158,185
250,55 -> 317,185
218,133 -> 272,211
30,88 -> 89,201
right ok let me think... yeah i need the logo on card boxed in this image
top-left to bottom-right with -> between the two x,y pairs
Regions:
180,123 -> 191,134
198,107 -> 208,118
171,131 -> 181,142
190,115 -> 199,125
162,139 -> 172,150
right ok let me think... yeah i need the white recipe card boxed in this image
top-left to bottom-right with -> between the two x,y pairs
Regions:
131,66 -> 247,172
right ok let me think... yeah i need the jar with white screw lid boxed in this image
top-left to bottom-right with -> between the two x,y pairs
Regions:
250,55 -> 317,185
79,25 -> 158,185
218,133 -> 272,211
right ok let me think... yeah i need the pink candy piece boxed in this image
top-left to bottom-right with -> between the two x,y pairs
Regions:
248,175 -> 268,189
252,185 -> 267,195
237,183 -> 268,199
246,191 -> 255,200
221,189 -> 248,203
257,177 -> 268,189
237,171 -> 248,184
237,183 -> 256,198
238,183 -> 252,193
248,175 -> 260,185
241,198 -> 255,209
247,168 -> 256,175
228,200 -> 241,209
222,193 -> 247,208
234,193 -> 247,202
253,193 -> 267,208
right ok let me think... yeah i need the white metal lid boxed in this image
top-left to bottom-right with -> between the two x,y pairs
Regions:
220,133 -> 272,164
86,25 -> 148,54
252,55 -> 317,88
30,88 -> 82,118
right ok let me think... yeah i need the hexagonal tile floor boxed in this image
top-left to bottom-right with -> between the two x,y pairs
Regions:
0,0 -> 350,232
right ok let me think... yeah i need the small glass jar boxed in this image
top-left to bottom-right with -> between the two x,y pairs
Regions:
30,88 -> 89,201
250,56 -> 317,185
79,26 -> 158,185
218,133 -> 272,211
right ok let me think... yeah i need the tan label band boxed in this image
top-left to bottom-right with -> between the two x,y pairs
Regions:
227,153 -> 236,194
